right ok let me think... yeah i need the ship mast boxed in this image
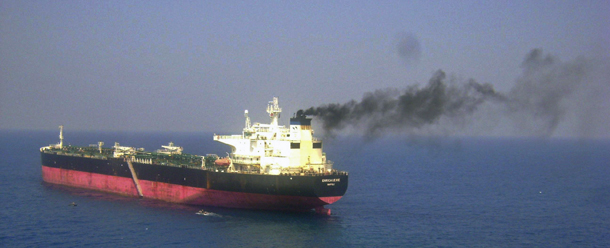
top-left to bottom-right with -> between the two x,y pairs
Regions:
267,97 -> 281,127
58,125 -> 64,149
244,110 -> 251,130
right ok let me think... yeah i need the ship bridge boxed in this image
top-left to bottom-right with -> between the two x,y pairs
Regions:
214,97 -> 329,175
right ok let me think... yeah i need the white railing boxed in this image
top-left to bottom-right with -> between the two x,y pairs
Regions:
214,135 -> 243,140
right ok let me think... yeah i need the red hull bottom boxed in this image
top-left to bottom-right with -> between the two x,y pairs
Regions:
42,166 -> 341,212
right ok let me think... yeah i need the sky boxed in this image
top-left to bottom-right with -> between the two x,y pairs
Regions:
1,0 -> 609,138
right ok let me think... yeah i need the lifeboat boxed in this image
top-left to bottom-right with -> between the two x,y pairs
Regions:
214,157 -> 231,167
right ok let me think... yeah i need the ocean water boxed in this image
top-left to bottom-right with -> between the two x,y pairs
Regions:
1,130 -> 609,247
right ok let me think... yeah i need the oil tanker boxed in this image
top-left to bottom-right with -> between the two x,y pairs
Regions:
40,98 -> 348,214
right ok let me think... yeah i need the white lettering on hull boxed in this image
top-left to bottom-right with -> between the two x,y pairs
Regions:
322,178 -> 340,183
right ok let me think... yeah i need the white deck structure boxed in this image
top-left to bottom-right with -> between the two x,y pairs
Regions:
214,97 -> 331,175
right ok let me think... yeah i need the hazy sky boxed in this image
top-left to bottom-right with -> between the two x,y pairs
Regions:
1,1 -> 608,137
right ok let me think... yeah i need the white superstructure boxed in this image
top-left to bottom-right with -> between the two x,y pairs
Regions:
214,97 -> 331,175
157,142 -> 184,155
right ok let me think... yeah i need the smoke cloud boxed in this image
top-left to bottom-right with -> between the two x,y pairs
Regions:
300,49 -> 608,138
395,32 -> 422,64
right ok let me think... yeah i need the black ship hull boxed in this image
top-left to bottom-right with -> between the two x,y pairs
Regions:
41,152 -> 348,212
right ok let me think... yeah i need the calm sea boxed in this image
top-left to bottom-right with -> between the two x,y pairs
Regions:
1,130 -> 609,247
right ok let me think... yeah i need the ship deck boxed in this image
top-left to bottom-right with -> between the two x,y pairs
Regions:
41,146 -> 348,176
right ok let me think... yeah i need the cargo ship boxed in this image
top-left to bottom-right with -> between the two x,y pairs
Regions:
41,98 -> 348,215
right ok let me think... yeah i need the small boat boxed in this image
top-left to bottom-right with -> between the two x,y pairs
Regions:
196,209 -> 222,217
69,202 -> 77,206
196,209 -> 210,215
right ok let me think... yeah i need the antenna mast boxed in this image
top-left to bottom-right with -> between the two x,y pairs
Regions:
244,110 -> 251,130
266,97 -> 281,127
58,125 -> 64,149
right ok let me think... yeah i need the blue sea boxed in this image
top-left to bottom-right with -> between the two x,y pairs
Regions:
1,130 -> 609,247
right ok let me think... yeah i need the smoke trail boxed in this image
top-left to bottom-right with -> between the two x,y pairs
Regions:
302,70 -> 505,137
300,49 -> 603,138
506,49 -> 586,136
395,32 -> 422,64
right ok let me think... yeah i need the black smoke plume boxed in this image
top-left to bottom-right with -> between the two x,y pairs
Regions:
300,49 -> 605,138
